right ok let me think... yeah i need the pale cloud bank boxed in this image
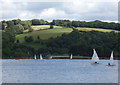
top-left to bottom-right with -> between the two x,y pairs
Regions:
0,0 -> 119,22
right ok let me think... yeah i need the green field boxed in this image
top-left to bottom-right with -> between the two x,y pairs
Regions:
16,25 -> 119,43
76,27 -> 119,32
32,25 -> 64,30
16,27 -> 73,43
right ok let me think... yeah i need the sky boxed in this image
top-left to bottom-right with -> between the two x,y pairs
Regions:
0,0 -> 119,22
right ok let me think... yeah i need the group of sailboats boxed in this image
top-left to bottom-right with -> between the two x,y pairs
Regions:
34,54 -> 43,60
91,49 -> 115,66
34,49 -> 115,66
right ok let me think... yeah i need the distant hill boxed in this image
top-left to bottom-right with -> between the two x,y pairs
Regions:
2,19 -> 120,59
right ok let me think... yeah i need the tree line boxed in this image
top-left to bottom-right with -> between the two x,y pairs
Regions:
2,19 -> 120,33
2,19 -> 32,34
52,20 -> 120,30
2,19 -> 49,34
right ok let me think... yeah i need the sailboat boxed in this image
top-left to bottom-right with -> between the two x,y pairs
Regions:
70,54 -> 73,59
34,54 -> 37,60
91,49 -> 99,64
40,54 -> 43,60
107,51 -> 115,66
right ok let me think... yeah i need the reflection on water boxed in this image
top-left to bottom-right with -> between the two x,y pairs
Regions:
2,59 -> 118,83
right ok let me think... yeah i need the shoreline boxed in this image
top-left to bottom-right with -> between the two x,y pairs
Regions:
1,56 -> 119,60
1,58 -> 120,60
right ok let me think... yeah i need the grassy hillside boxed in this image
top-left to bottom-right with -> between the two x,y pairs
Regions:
23,25 -> 64,32
16,27 -> 73,43
16,25 -> 119,43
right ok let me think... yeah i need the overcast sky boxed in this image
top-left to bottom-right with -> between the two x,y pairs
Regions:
0,0 -> 119,22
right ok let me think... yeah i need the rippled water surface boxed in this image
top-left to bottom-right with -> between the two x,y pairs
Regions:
1,59 -> 118,83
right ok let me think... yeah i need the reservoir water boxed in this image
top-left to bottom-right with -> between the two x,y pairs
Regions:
1,59 -> 118,83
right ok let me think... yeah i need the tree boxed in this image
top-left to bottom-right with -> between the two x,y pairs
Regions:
16,39 -> 19,43
12,19 -> 21,25
2,29 -> 15,58
28,28 -> 33,32
20,21 -> 32,30
15,24 -> 24,34
6,21 -> 14,27
31,19 -> 48,25
50,24 -> 54,29
1,21 -> 7,30
37,36 -> 40,40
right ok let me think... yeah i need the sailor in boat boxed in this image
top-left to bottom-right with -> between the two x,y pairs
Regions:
107,62 -> 115,66
108,63 -> 111,66
94,62 -> 99,64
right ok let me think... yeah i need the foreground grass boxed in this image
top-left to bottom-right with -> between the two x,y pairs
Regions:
16,28 -> 73,43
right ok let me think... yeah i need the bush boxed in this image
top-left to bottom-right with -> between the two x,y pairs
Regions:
16,39 -> 19,43
28,28 -> 33,32
24,36 -> 33,42
50,24 -> 54,29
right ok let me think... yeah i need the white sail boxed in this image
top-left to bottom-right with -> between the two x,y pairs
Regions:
110,51 -> 114,65
92,49 -> 99,63
70,54 -> 72,59
40,54 -> 43,60
34,54 -> 37,59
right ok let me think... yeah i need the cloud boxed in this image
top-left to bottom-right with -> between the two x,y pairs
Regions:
0,1 -> 28,20
61,0 -> 118,21
62,0 -> 96,14
18,11 -> 35,19
0,0 -> 118,22
39,8 -> 66,20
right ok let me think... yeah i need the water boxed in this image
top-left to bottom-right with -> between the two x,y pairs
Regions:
1,59 -> 118,83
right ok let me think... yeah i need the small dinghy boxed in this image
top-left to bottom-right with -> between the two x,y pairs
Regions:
107,51 -> 116,66
70,54 -> 73,59
91,49 -> 99,64
40,54 -> 43,60
34,54 -> 37,60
